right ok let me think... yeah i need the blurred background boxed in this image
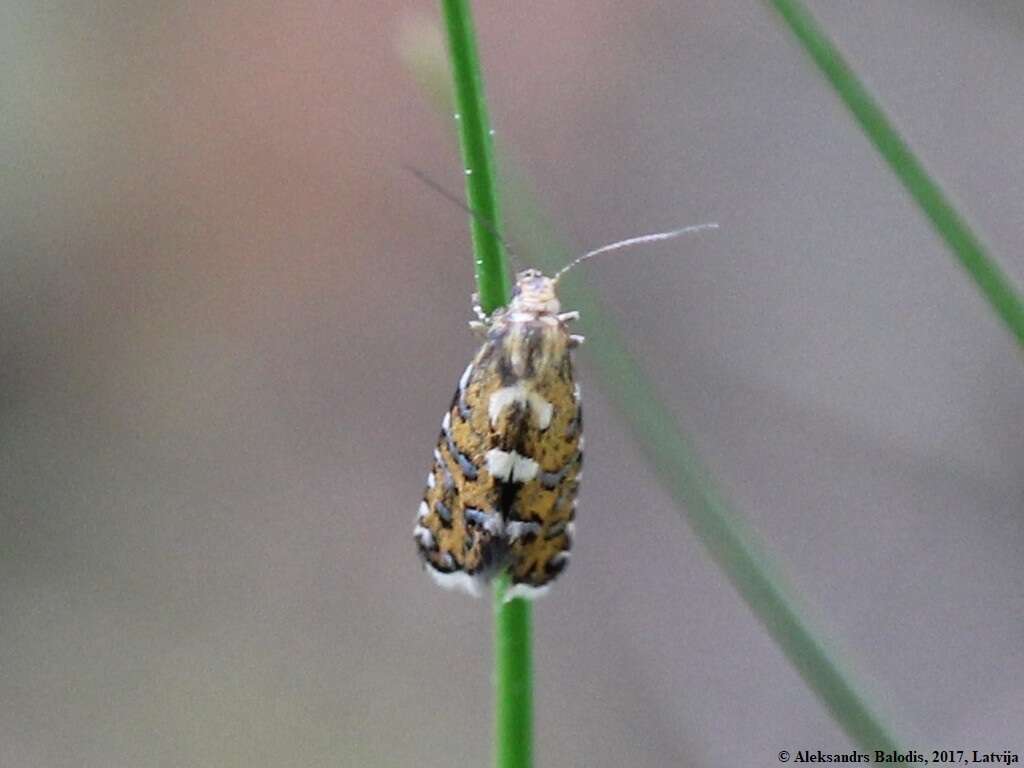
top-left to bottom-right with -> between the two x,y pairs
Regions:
3,1 -> 1023,765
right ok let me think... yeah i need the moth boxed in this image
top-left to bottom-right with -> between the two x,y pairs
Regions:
410,170 -> 717,600
415,267 -> 584,600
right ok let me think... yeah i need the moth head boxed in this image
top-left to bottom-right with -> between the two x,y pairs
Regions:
510,269 -> 561,315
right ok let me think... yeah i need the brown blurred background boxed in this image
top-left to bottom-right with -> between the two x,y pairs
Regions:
2,1 -> 1023,765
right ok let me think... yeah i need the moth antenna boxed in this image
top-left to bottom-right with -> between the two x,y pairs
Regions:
553,222 -> 719,282
404,164 -> 528,272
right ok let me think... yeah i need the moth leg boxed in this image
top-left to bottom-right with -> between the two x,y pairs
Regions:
557,311 -> 580,323
468,292 -> 492,336
471,292 -> 489,323
568,334 -> 585,348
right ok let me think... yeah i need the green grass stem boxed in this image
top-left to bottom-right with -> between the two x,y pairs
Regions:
492,573 -> 534,768
767,0 -> 1024,349
438,3 -> 532,767
441,0 -> 511,315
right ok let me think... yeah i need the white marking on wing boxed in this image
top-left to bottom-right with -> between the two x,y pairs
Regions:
512,454 -> 538,482
486,449 -> 539,482
465,507 -> 504,535
527,390 -> 553,429
488,384 -> 523,424
485,448 -> 514,480
489,383 -> 553,429
458,363 -> 473,393
414,525 -> 435,548
428,568 -> 484,597
505,521 -> 542,540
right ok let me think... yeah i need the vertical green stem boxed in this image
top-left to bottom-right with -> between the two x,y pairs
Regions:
441,0 -> 511,314
439,2 -> 532,767
493,574 -> 534,768
767,0 -> 1024,349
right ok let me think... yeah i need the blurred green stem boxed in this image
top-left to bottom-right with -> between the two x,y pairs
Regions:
501,163 -> 905,749
767,0 -> 1024,349
439,2 -> 532,768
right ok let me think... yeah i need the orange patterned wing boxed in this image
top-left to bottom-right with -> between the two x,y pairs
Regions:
415,347 -> 507,596
505,353 -> 581,596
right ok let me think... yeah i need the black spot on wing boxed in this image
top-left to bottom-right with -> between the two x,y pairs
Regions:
434,499 -> 453,527
427,556 -> 458,574
544,520 -> 566,540
454,377 -> 472,421
498,481 -> 518,517
445,432 -> 478,481
565,401 -> 582,439
544,554 -> 568,577
498,356 -> 516,386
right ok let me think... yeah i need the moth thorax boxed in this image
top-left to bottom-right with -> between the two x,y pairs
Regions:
510,269 -> 560,315
503,317 -> 566,378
